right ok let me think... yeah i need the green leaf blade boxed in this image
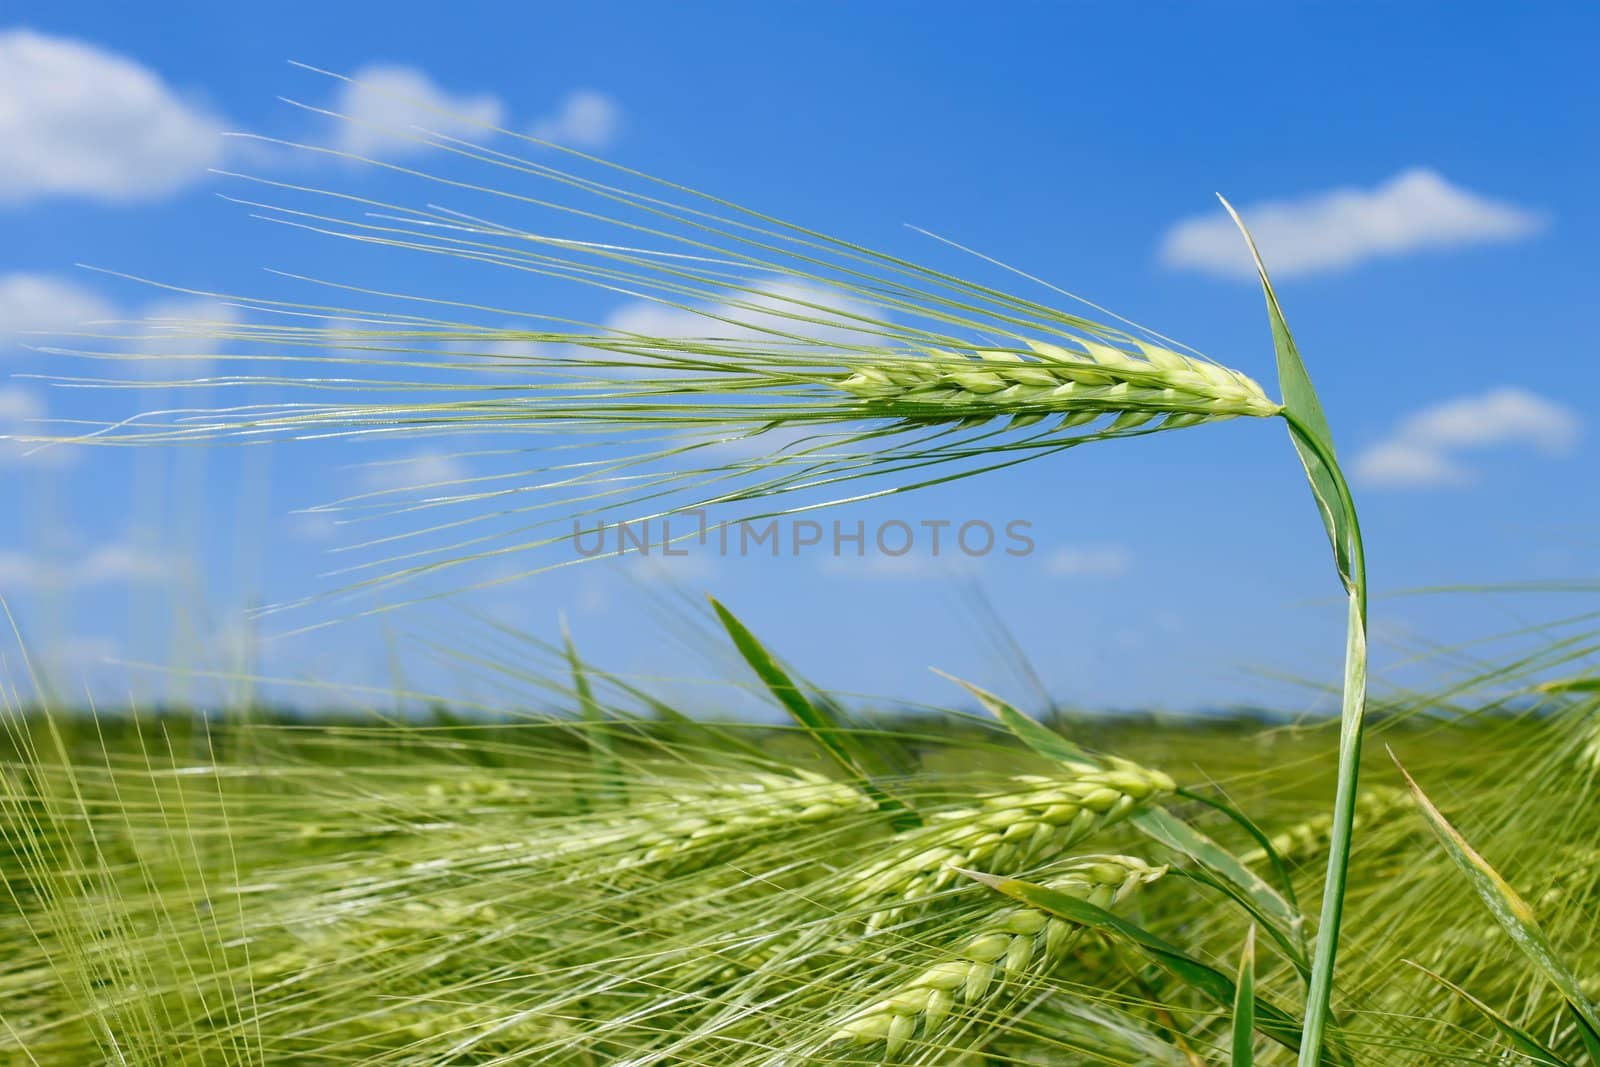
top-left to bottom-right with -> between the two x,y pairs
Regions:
1392,752 -> 1600,1038
1404,961 -> 1567,1066
938,670 -> 1094,766
961,869 -> 1346,1065
1233,925 -> 1257,1067
1132,806 -> 1307,974
709,596 -> 914,821
1218,195 -> 1351,586
564,626 -> 623,802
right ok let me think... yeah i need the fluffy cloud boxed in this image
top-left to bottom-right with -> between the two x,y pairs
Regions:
623,554 -> 718,585
359,450 -> 472,493
77,544 -> 175,583
820,552 -> 976,580
0,385 -> 45,462
530,90 -> 621,150
1159,169 -> 1544,280
1,275 -> 241,383
1354,387 -> 1580,488
125,296 -> 240,376
331,64 -> 506,158
604,278 -> 884,352
0,542 -> 173,589
324,69 -> 621,159
1044,545 -> 1131,578
0,386 -> 77,467
0,273 -> 117,346
0,29 -> 225,203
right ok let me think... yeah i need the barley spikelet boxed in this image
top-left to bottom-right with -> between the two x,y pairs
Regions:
838,339 -> 1282,429
828,855 -> 1167,1059
290,770 -> 872,901
597,770 -> 873,873
852,759 -> 1173,932
1245,785 -> 1409,867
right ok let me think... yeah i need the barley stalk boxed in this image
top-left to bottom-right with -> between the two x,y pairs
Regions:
851,760 -> 1173,932
828,855 -> 1167,1058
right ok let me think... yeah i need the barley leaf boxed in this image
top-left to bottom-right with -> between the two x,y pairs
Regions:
563,625 -> 622,802
1391,752 -> 1600,1037
1403,961 -> 1567,1066
709,596 -> 913,820
936,671 -> 1094,766
1133,805 -> 1306,971
961,869 -> 1347,1065
1538,677 -> 1600,695
1218,195 -> 1351,587
1233,925 -> 1257,1067
1176,788 -> 1304,922
1571,1003 -> 1600,1063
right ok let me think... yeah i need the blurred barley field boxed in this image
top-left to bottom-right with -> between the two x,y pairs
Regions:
4,623 -> 1596,1064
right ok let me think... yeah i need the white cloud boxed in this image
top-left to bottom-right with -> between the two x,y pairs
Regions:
1159,169 -> 1544,280
820,551 -> 976,580
623,554 -> 718,585
125,296 -> 239,376
78,544 -> 174,583
1354,387 -> 1581,489
287,510 -> 340,542
442,322 -> 582,362
359,450 -> 472,493
0,29 -> 225,203
1352,440 -> 1468,488
0,385 -> 45,462
0,274 -> 117,346
530,90 -> 621,150
0,387 -> 40,423
0,551 -> 36,588
1045,545 -> 1131,578
0,386 -> 77,467
0,542 -> 174,589
134,297 -> 238,346
50,635 -> 121,666
0,275 -> 240,382
604,278 -> 884,353
332,64 -> 506,158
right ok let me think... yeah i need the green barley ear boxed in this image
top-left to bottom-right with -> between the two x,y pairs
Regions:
835,339 -> 1281,427
850,762 -> 1174,933
1243,786 -> 1409,868
827,855 -> 1166,1061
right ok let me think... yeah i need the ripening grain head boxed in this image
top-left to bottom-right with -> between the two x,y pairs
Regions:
852,760 -> 1174,932
830,854 -> 1167,1059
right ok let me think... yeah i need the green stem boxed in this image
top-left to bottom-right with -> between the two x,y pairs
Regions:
1283,415 -> 1368,1067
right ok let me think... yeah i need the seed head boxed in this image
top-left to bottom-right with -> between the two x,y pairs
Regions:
830,855 -> 1167,1057
851,759 -> 1173,932
838,339 -> 1281,428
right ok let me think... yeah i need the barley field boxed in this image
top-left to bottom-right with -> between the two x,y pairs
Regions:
4,631 -> 1598,1064
3,40 -> 1597,1067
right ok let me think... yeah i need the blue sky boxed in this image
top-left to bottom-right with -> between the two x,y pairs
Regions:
1,3 -> 1596,716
